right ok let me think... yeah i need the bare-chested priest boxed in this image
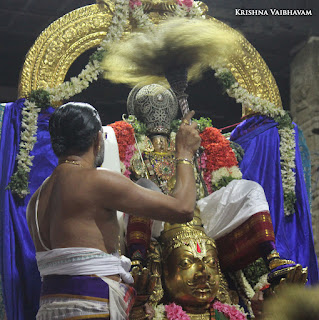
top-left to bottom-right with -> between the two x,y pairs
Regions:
26,102 -> 200,320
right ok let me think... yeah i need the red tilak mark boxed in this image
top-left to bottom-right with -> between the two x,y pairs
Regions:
197,242 -> 201,253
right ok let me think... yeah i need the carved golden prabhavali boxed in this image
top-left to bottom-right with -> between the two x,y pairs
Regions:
18,4 -> 115,98
18,0 -> 282,113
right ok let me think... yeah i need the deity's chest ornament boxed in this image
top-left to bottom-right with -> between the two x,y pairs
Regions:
143,151 -> 176,193
144,151 -> 175,178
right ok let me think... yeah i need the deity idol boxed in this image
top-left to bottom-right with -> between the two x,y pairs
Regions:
108,84 -> 307,318
120,84 -> 300,277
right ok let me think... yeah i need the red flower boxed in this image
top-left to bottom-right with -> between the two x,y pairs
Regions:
200,127 -> 238,172
109,121 -> 135,163
129,0 -> 142,9
176,0 -> 194,8
199,127 -> 238,193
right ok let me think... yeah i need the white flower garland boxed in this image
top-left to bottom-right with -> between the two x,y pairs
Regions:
100,0 -> 130,50
130,4 -> 155,30
48,60 -> 101,102
211,166 -> 242,185
131,0 -> 204,30
181,2 -> 204,18
253,273 -> 269,292
153,304 -> 166,320
234,270 -> 255,300
214,67 -> 296,216
228,271 -> 255,318
19,100 -> 41,171
8,100 -> 41,197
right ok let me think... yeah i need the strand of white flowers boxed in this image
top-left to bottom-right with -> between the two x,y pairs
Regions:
211,166 -> 242,184
153,304 -> 165,320
15,100 -> 41,195
49,60 -> 101,102
215,68 -> 296,215
279,127 -> 296,215
99,0 -> 130,50
131,1 -> 204,31
174,4 -> 189,17
228,272 -> 254,318
130,4 -> 155,30
253,274 -> 269,292
172,2 -> 204,18
234,270 -> 255,300
185,2 -> 204,18
49,0 -> 130,102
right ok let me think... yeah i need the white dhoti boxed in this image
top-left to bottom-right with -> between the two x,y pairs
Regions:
36,248 -> 135,320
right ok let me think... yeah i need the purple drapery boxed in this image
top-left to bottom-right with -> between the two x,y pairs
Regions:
230,115 -> 319,285
0,100 -> 57,319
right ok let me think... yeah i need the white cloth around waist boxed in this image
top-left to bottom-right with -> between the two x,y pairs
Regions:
36,247 -> 133,284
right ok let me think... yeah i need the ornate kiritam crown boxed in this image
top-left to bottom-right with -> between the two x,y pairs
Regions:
159,207 -> 216,261
127,84 -> 179,136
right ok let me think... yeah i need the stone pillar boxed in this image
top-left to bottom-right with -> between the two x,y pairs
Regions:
291,37 -> 319,263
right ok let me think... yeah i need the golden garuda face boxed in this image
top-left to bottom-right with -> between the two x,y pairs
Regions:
163,242 -> 220,310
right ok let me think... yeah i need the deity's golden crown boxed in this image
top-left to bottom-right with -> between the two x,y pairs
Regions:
160,207 -> 216,260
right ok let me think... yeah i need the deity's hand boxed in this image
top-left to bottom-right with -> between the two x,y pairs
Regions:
272,264 -> 308,293
175,110 -> 201,159
130,266 -> 158,319
251,265 -> 307,319
131,266 -> 158,304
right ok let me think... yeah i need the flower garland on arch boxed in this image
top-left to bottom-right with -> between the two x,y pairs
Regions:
214,68 -> 297,216
130,0 -> 204,30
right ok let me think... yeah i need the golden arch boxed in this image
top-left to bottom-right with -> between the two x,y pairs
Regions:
18,2 -> 282,110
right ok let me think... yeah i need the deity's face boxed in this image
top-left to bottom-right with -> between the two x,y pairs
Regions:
163,242 -> 220,312
151,135 -> 169,153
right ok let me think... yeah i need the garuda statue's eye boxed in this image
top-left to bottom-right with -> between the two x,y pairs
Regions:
205,257 -> 217,268
179,258 -> 193,269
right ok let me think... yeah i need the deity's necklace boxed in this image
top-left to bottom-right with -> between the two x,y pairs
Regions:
59,159 -> 84,168
143,151 -> 175,194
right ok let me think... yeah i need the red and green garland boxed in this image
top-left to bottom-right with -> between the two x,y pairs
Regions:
199,127 -> 242,193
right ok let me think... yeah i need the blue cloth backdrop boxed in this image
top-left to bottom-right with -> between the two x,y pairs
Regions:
230,115 -> 319,285
298,127 -> 312,208
0,102 -> 7,320
0,99 -> 57,320
0,103 -> 5,142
